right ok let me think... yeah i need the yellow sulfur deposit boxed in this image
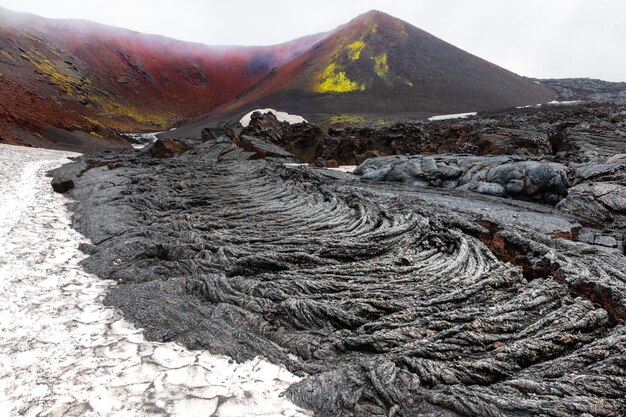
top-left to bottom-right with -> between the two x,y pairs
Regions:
346,40 -> 366,61
315,63 -> 365,93
373,53 -> 389,78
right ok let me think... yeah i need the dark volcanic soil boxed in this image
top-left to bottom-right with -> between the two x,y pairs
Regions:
52,104 -> 626,417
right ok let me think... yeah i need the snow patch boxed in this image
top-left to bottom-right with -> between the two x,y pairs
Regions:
240,109 -> 307,127
517,100 -> 585,109
284,163 -> 357,174
327,165 -> 357,173
545,100 -> 583,106
428,112 -> 477,121
123,132 -> 161,149
0,144 -> 309,417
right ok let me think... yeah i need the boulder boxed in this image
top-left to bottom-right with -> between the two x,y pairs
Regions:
51,176 -> 74,193
241,111 -> 328,163
239,109 -> 306,127
147,139 -> 191,158
557,182 -> 626,228
237,135 -> 295,160
594,235 -> 619,248
240,111 -> 284,143
557,189 -> 614,227
591,184 -> 626,212
577,230 -> 620,248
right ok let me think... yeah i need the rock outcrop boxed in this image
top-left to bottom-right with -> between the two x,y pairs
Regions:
146,139 -> 192,158
355,155 -> 570,205
537,78 -> 626,104
240,111 -> 328,163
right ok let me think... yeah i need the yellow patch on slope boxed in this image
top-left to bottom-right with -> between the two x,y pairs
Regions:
33,59 -> 77,93
1,50 -> 15,63
329,114 -> 366,124
373,53 -> 389,78
315,63 -> 365,93
346,40 -> 366,61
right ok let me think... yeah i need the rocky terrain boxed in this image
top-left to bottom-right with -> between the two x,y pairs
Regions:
537,78 -> 626,104
51,102 -> 626,416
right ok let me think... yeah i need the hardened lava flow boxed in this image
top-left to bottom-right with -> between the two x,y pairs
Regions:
51,132 -> 626,417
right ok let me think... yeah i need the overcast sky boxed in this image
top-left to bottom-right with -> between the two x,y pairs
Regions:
1,0 -> 624,82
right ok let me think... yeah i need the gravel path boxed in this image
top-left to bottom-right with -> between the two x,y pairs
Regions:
0,144 -> 308,417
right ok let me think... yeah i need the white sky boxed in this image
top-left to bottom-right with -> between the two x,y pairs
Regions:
1,0 -> 624,82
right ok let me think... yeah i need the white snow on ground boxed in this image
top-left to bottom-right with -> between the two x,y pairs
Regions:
517,100 -> 585,109
284,163 -> 357,173
428,112 -> 477,121
0,143 -> 309,417
240,109 -> 307,127
124,132 -> 160,149
327,165 -> 357,173
545,100 -> 584,106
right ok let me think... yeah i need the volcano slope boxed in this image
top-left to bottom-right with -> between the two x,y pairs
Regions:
1,6 -> 555,150
53,124 -> 626,416
0,6 -> 326,150
207,10 -> 555,122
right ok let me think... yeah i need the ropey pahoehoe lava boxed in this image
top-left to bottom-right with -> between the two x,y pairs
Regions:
49,105 -> 626,415
3,4 -> 626,417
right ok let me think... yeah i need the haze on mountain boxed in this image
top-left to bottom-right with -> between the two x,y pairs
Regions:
2,0 -> 625,83
0,6 -> 559,150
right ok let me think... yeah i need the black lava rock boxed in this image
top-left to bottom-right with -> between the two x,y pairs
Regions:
51,176 -> 74,193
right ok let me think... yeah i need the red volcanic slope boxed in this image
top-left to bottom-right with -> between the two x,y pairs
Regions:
210,11 -> 556,121
0,8 -> 555,150
0,7 -> 329,150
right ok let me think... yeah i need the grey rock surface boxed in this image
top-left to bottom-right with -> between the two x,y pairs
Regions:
536,78 -> 626,104
58,135 -> 626,417
355,155 -> 570,205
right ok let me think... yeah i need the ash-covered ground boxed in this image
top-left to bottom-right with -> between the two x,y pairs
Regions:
52,103 -> 626,417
